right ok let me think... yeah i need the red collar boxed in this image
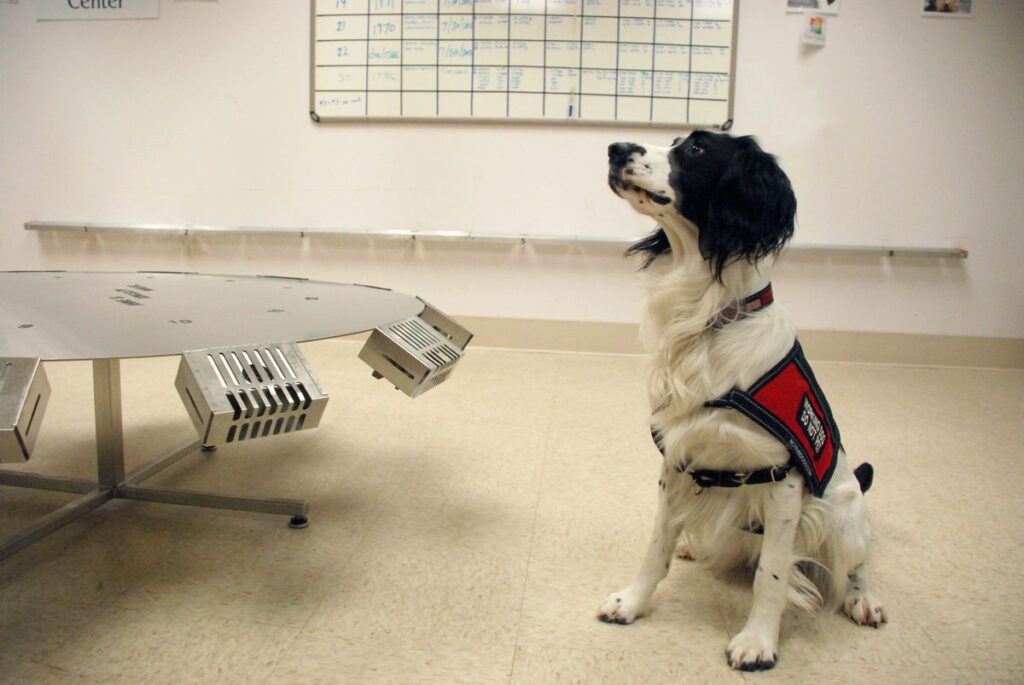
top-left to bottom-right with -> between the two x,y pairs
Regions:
712,283 -> 774,328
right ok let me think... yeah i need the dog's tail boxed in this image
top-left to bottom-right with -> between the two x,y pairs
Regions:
854,463 -> 874,493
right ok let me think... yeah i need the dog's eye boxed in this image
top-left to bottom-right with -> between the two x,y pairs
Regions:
687,144 -> 705,157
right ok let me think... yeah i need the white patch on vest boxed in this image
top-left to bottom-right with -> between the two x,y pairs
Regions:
799,395 -> 827,459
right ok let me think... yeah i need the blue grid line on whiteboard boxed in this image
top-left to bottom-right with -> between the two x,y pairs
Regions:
310,0 -> 735,126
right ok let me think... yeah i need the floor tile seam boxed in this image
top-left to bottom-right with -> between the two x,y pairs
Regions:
916,618 -> 972,670
24,591 -> 125,667
511,632 -> 737,658
258,625 -> 358,685
261,633 -> 519,684
10,657 -> 97,684
43,606 -> 308,683
810,360 -> 1024,373
508,358 -> 566,682
277,472 -> 442,646
330,337 -> 1024,371
85,602 -> 313,633
263,625 -> 521,655
956,667 -> 1024,680
469,345 -> 645,360
511,639 -> 756,670
281,481 -> 406,638
796,654 -> 960,668
3,644 -> 88,675
704,569 -> 746,639
73,510 -> 192,602
108,590 -> 332,631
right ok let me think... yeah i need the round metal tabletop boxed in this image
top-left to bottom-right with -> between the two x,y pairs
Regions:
0,271 -> 426,361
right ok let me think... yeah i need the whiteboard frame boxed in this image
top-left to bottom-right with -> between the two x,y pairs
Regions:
308,0 -> 739,129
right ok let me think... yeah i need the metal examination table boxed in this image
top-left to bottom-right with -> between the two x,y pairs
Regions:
0,271 -> 470,561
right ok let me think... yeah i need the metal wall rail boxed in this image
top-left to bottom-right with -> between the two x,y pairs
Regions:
24,221 -> 969,259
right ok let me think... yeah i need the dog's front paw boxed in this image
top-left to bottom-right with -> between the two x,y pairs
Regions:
726,630 -> 778,671
597,587 -> 650,625
844,591 -> 887,628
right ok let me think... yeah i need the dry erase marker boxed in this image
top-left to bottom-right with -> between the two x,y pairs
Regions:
568,89 -> 577,118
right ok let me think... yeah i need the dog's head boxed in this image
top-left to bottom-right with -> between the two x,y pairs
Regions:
608,131 -> 796,279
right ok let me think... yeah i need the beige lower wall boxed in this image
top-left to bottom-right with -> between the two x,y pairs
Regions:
451,316 -> 1024,369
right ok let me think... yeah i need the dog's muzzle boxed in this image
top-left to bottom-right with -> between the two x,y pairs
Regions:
607,142 -> 672,206
607,142 -> 646,193
608,142 -> 646,167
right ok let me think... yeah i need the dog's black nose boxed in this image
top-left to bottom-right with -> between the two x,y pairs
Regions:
608,143 -> 645,164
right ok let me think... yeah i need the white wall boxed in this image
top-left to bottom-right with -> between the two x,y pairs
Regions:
1,0 -> 1021,338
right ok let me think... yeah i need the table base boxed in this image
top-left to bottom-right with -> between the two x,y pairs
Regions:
0,359 -> 309,562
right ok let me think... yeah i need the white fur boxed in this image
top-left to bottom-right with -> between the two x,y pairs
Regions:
598,142 -> 886,671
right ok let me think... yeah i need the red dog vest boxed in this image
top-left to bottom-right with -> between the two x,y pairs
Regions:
705,341 -> 841,497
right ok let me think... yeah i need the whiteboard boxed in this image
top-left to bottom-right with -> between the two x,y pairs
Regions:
310,0 -> 737,127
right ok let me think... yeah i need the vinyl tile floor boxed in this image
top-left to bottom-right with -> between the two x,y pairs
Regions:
1,341 -> 1021,684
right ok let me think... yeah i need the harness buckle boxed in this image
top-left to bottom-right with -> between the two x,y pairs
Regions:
694,472 -> 716,487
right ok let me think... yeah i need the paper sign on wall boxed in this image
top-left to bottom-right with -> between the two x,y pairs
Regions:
801,12 -> 827,46
37,0 -> 159,21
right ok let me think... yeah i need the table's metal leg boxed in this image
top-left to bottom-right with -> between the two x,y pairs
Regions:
0,488 -> 112,562
117,485 -> 309,519
1,359 -> 312,561
118,438 -> 310,525
0,470 -> 97,494
0,361 -> 126,561
91,359 -> 308,522
93,359 -> 125,487
124,439 -> 202,486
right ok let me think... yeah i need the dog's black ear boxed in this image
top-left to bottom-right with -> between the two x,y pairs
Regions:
701,141 -> 796,280
626,227 -> 670,268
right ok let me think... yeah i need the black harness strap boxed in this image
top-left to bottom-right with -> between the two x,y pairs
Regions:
680,462 -> 792,489
650,341 -> 842,497
647,286 -> 843,498
704,341 -> 841,497
651,427 -> 792,490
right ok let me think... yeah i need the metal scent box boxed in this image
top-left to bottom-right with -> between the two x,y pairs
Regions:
0,357 -> 51,462
358,301 -> 472,397
175,343 -> 328,446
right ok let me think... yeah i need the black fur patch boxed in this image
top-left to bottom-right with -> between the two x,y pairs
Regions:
624,131 -> 796,279
854,462 -> 874,493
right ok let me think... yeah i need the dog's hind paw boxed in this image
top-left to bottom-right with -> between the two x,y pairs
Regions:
844,591 -> 887,628
726,630 -> 778,671
597,587 -> 650,625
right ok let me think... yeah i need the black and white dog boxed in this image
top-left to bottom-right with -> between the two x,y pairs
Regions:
598,131 -> 885,671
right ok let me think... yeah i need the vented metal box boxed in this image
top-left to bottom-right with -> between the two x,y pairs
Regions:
358,301 -> 472,397
175,343 -> 328,447
0,357 -> 51,463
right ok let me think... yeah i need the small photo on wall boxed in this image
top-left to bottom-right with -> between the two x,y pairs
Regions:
787,0 -> 841,15
922,0 -> 973,17
801,12 -> 827,46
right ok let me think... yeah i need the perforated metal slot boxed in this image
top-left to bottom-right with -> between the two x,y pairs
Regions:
174,343 -> 328,447
0,357 -> 52,463
358,302 -> 471,398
